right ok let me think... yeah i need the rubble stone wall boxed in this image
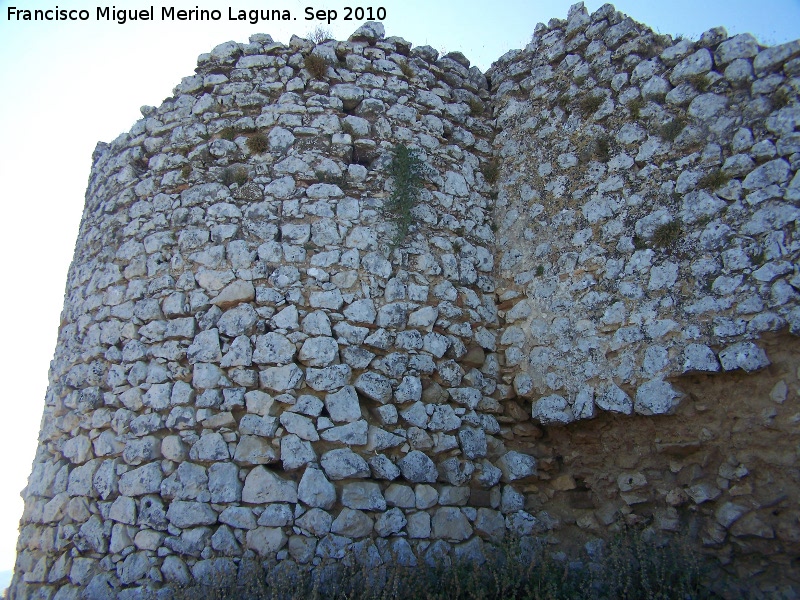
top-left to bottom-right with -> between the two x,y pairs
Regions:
10,3 -> 800,598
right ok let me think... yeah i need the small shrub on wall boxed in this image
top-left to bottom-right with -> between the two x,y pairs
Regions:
384,144 -> 429,246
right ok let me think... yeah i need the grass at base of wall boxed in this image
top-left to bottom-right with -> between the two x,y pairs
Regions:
156,528 -> 714,600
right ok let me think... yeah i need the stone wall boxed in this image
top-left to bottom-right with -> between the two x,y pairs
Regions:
489,3 -> 800,422
10,3 -> 800,598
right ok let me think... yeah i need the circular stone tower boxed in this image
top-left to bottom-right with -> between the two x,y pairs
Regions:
11,22 -> 530,599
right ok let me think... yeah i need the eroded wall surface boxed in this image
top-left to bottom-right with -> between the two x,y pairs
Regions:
10,2 -> 800,598
490,3 -> 800,421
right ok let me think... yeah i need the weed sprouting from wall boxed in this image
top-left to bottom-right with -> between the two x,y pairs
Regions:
652,219 -> 683,248
555,93 -> 571,112
305,54 -> 329,79
628,97 -> 646,120
222,165 -> 248,187
159,530 -> 711,600
697,169 -> 730,190
481,157 -> 501,185
772,87 -> 793,109
579,93 -> 605,116
467,97 -> 485,116
218,126 -> 236,141
384,144 -> 429,246
659,117 -> 686,142
397,59 -> 415,79
246,133 -> 269,154
687,73 -> 711,92
594,135 -> 611,161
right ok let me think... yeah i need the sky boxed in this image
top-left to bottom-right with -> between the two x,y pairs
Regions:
0,0 -> 798,579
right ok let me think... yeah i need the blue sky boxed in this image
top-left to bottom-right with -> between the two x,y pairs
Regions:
0,0 -> 797,577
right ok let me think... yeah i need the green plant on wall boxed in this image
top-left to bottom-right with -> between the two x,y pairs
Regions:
218,126 -> 236,141
481,157 -> 500,184
659,117 -> 686,142
385,144 -> 429,246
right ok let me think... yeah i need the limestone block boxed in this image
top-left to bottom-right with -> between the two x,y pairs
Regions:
189,433 -> 229,461
298,466 -> 336,509
166,501 -> 217,528
341,482 -> 386,511
375,507 -> 407,537
532,395 -> 575,425
354,372 -> 393,404
298,337 -> 339,367
321,448 -> 370,480
242,467 -> 297,504
496,451 -> 537,482
595,383 -> 633,414
331,508 -> 373,538
233,435 -> 279,465
246,528 -> 287,555
296,508 -> 333,537
281,435 -> 317,471
253,332 -> 296,365
398,451 -> 438,483
719,342 -> 771,372
432,507 -> 472,541
118,463 -> 163,497
634,380 -> 683,416
669,49 -> 713,84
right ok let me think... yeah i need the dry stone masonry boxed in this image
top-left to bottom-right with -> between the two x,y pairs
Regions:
490,4 -> 800,423
10,3 -> 800,598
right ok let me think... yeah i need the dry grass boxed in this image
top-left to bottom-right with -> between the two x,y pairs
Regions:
659,118 -> 686,142
222,166 -> 248,187
594,135 -> 611,161
467,97 -> 485,116
773,87 -> 793,109
218,127 -> 236,141
555,93 -> 571,112
246,134 -> 269,154
305,54 -> 329,79
628,97 -> 646,120
686,73 -> 710,92
397,60 -> 415,79
481,158 -> 501,184
652,219 -> 682,248
308,26 -> 333,44
696,169 -> 730,190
